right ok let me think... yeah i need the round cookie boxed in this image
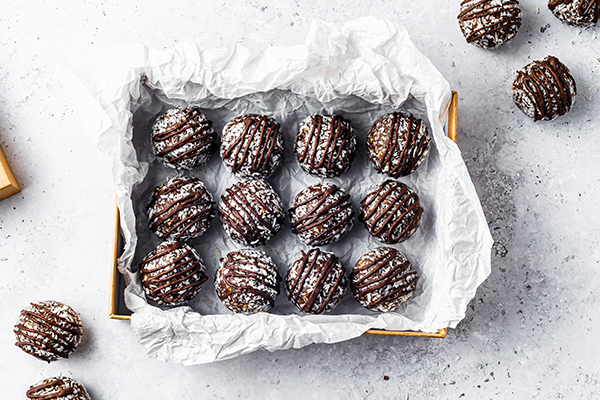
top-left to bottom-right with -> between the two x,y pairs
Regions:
218,179 -> 285,247
351,247 -> 419,312
548,0 -> 599,27
294,114 -> 357,178
367,112 -> 431,178
285,248 -> 347,315
289,183 -> 354,246
14,301 -> 83,362
151,107 -> 217,170
457,0 -> 523,49
215,249 -> 281,315
26,376 -> 91,400
359,179 -> 423,244
147,175 -> 215,242
139,241 -> 208,306
512,55 -> 577,121
221,114 -> 284,179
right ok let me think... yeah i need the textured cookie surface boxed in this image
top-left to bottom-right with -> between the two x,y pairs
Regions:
548,0 -> 599,27
26,376 -> 91,400
359,179 -> 423,244
151,107 -> 217,170
215,249 -> 281,315
512,55 -> 577,121
289,183 -> 354,246
351,247 -> 419,312
221,114 -> 284,179
294,114 -> 357,178
147,176 -> 215,242
457,0 -> 522,49
219,179 -> 285,247
14,301 -> 83,362
367,112 -> 431,178
140,241 -> 208,306
285,248 -> 347,314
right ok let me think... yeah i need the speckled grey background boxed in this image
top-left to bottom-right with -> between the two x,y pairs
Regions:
0,1 -> 599,398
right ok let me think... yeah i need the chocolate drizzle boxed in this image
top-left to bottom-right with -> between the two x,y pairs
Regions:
350,247 -> 418,312
218,180 -> 284,247
14,301 -> 83,363
215,249 -> 281,314
221,114 -> 284,179
147,176 -> 215,242
548,0 -> 599,26
26,377 -> 90,400
367,112 -> 431,178
294,114 -> 357,178
151,107 -> 217,170
285,248 -> 347,315
457,0 -> 522,49
512,56 -> 577,121
140,241 -> 208,306
359,179 -> 423,244
289,183 -> 354,246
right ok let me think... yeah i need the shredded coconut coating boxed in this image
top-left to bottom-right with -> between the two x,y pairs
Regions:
512,55 -> 577,121
457,0 -> 522,49
289,182 -> 354,246
14,301 -> 83,363
147,176 -> 215,242
220,114 -> 284,179
549,0 -> 599,27
26,376 -> 91,400
351,247 -> 418,312
215,249 -> 281,315
151,107 -> 217,170
218,179 -> 285,247
359,179 -> 423,244
140,241 -> 208,306
285,248 -> 347,314
367,112 -> 431,178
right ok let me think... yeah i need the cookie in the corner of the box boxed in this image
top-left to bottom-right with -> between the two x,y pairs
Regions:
26,376 -> 91,400
215,249 -> 281,315
219,179 -> 285,247
457,0 -> 523,49
151,107 -> 217,170
220,114 -> 284,179
147,175 -> 215,242
359,179 -> 423,244
367,112 -> 431,178
140,241 -> 208,306
285,248 -> 347,315
351,247 -> 419,313
548,0 -> 599,27
294,114 -> 357,178
289,182 -> 354,246
512,55 -> 577,121
14,301 -> 83,362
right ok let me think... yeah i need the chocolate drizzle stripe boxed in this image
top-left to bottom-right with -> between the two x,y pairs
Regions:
26,378 -> 75,400
549,0 -> 600,23
223,116 -> 280,174
296,115 -> 353,172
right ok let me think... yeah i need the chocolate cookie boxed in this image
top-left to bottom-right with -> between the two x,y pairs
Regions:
151,107 -> 217,170
215,249 -> 281,314
147,176 -> 215,242
14,301 -> 83,362
26,377 -> 91,400
367,112 -> 431,178
285,248 -> 347,315
140,241 -> 208,306
294,114 -> 357,178
457,0 -> 522,49
221,114 -> 284,179
549,0 -> 599,27
359,179 -> 423,244
351,247 -> 419,312
289,183 -> 354,246
219,179 -> 285,247
512,56 -> 577,121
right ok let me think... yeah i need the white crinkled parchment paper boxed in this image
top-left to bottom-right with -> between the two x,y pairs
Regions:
65,17 -> 492,365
